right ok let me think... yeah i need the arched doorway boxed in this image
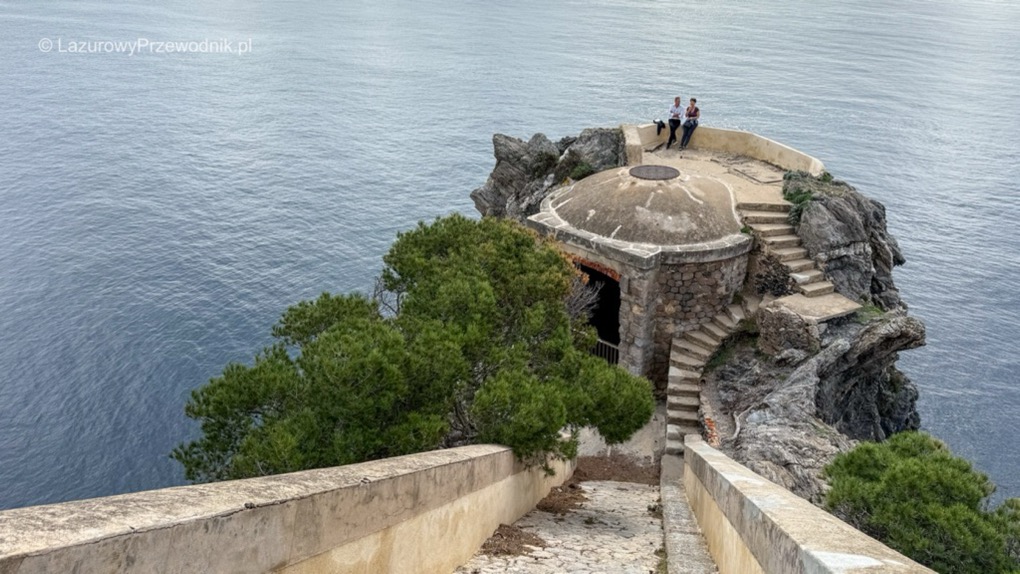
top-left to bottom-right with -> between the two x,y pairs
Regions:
578,264 -> 621,363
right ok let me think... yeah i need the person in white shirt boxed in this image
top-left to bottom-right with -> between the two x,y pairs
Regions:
666,96 -> 683,150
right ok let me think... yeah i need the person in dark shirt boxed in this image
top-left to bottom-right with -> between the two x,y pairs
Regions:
680,98 -> 700,150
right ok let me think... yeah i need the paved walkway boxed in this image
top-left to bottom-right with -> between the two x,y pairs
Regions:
456,481 -> 664,574
661,456 -> 717,574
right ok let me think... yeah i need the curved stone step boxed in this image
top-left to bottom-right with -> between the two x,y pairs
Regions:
749,223 -> 795,237
668,365 -> 702,381
668,412 -> 701,430
783,258 -> 815,273
772,247 -> 808,262
742,210 -> 789,224
668,410 -> 700,424
736,201 -> 791,213
668,395 -> 700,410
800,280 -> 835,297
701,322 -> 729,341
790,268 -> 824,285
713,313 -> 736,332
675,338 -> 712,360
669,428 -> 701,439
684,330 -> 719,350
726,304 -> 745,324
665,438 -> 685,455
667,382 -> 700,397
670,351 -> 706,369
667,422 -> 700,442
762,234 -> 801,249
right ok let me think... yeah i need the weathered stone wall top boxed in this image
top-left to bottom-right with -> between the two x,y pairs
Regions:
625,123 -> 826,176
0,445 -> 571,574
683,436 -> 935,574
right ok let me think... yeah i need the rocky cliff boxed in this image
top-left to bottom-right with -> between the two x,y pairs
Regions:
707,172 -> 925,503
470,128 -> 625,221
785,172 -> 906,310
707,310 -> 925,503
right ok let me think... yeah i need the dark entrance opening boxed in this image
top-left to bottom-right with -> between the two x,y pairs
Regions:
578,264 -> 621,364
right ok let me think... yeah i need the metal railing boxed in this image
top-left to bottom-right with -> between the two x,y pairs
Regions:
592,339 -> 620,365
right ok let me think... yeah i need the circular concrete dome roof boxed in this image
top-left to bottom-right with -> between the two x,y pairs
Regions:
549,165 -> 741,246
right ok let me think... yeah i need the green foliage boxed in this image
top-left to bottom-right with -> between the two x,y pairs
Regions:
737,317 -> 759,336
784,187 -> 814,205
271,292 -> 378,347
174,215 -> 654,482
824,432 -> 1020,573
472,370 -> 571,464
853,302 -> 885,324
530,150 -> 559,179
783,184 -> 814,226
782,170 -> 821,226
994,498 -> 1020,565
703,343 -> 734,374
172,301 -> 449,482
569,162 -> 596,181
703,329 -> 756,373
655,546 -> 667,574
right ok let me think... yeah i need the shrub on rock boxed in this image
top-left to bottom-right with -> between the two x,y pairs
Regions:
824,431 -> 1019,573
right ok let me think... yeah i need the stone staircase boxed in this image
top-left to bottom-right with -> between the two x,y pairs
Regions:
664,296 -> 760,456
739,202 -> 836,298
663,198 -> 866,455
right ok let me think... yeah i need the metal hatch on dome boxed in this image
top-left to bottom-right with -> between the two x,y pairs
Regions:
628,165 -> 680,181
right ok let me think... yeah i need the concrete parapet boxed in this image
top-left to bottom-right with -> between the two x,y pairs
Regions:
623,123 -> 826,176
622,124 -> 644,166
682,436 -> 934,574
0,445 -> 572,574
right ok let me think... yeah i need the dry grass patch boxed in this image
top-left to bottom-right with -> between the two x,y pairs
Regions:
536,482 -> 587,515
574,453 -> 660,485
477,524 -> 547,557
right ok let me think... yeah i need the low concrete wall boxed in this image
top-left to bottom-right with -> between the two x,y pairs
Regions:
623,123 -> 826,176
0,445 -> 572,574
682,436 -> 935,574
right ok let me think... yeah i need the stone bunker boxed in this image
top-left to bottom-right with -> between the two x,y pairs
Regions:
528,163 -> 752,387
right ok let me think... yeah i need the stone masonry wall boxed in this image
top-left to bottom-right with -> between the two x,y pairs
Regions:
649,256 -> 748,386
618,269 -> 657,384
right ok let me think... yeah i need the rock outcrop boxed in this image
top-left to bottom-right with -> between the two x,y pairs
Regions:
702,174 -> 922,504
785,172 -> 906,309
470,128 -> 625,221
708,311 -> 925,504
814,313 -> 925,441
756,304 -> 820,356
710,342 -> 854,504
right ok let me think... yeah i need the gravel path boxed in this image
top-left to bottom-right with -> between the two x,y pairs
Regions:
456,480 -> 664,574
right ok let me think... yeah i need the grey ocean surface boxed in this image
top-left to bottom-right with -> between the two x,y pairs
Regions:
0,1 -> 1017,510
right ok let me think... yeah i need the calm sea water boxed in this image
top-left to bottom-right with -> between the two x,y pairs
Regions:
1,0 -> 1017,510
